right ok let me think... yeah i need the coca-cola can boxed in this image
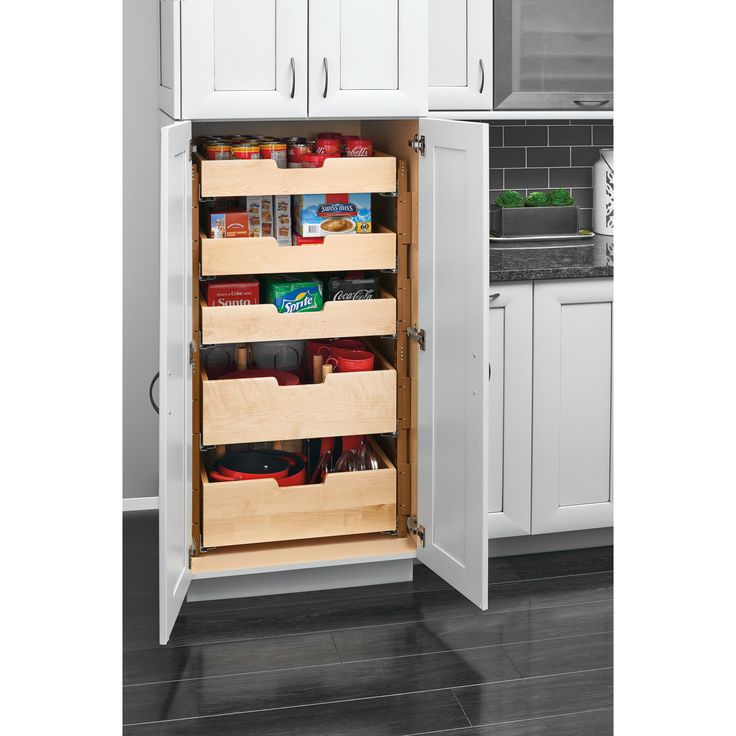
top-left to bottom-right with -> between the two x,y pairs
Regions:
340,135 -> 359,156
315,135 -> 341,156
345,137 -> 373,158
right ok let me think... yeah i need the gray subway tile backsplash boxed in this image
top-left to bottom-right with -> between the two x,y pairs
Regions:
483,120 -> 613,223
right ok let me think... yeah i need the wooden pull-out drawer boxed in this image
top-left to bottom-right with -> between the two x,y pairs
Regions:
201,439 -> 397,548
198,153 -> 397,197
201,225 -> 397,276
201,289 -> 396,344
201,353 -> 397,445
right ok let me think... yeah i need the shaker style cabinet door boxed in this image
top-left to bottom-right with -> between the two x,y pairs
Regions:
428,0 -> 493,111
308,0 -> 428,118
531,278 -> 613,534
488,282 -> 533,538
417,118 -> 489,609
159,120 -> 193,644
180,0 -> 308,119
159,0 -> 181,118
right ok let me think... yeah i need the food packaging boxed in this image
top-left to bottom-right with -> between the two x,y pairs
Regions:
293,233 -> 324,246
326,272 -> 379,301
246,196 -> 262,237
274,195 -> 291,245
260,196 -> 273,237
207,211 -> 248,238
292,193 -> 371,237
263,274 -> 324,314
206,277 -> 260,307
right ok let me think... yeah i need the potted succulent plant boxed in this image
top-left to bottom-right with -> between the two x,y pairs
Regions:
491,188 -> 580,237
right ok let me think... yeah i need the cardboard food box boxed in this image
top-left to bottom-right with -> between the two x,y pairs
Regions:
274,195 -> 291,246
292,193 -> 371,237
260,196 -> 273,237
206,277 -> 260,307
293,232 -> 325,246
207,211 -> 249,238
326,272 -> 379,301
263,274 -> 324,314
246,196 -> 262,238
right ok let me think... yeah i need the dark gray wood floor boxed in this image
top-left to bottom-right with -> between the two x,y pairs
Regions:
123,511 -> 613,734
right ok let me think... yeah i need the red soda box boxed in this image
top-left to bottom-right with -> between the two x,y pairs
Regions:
206,278 -> 260,307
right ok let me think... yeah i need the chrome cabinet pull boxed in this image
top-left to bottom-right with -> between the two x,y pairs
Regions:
289,57 -> 296,99
323,57 -> 329,98
573,99 -> 610,106
479,59 -> 485,94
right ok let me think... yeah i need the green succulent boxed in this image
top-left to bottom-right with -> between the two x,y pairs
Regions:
525,191 -> 551,207
495,190 -> 525,208
549,188 -> 575,207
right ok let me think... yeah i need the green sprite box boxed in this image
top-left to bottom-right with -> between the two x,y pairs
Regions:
264,274 -> 324,314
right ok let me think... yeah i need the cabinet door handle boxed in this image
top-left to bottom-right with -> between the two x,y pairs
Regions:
489,292 -> 500,307
289,57 -> 296,99
149,372 -> 160,414
479,58 -> 485,94
573,99 -> 610,107
322,57 -> 329,98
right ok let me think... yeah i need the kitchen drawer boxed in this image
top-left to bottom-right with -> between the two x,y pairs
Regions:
201,439 -> 397,547
201,225 -> 397,276
197,153 -> 397,197
201,352 -> 397,445
201,289 -> 397,344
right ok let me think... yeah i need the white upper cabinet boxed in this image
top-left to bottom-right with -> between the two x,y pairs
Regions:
532,278 -> 613,534
179,0 -> 308,119
428,0 -> 493,111
308,0 -> 428,118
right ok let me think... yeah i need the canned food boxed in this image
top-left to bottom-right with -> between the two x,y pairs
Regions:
260,142 -> 287,168
286,137 -> 312,168
340,135 -> 359,155
204,138 -> 232,160
344,137 -> 373,158
315,136 -> 341,156
301,153 -> 339,168
232,142 -> 261,160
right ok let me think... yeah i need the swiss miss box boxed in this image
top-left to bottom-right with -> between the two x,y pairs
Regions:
292,193 -> 371,237
206,278 -> 260,307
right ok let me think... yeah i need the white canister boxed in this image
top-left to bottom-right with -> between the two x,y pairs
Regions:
593,148 -> 614,235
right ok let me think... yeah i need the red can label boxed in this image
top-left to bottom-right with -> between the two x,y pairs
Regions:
315,136 -> 341,156
287,141 -> 312,168
345,138 -> 373,158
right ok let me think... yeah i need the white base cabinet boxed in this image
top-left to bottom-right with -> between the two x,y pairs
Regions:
488,278 -> 613,539
532,278 -> 614,534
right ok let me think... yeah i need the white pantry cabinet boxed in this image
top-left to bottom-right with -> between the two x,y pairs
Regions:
488,278 -> 613,539
532,278 -> 613,534
158,116 -> 489,643
487,282 -> 533,538
308,0 -> 428,118
428,0 -> 493,111
159,0 -> 427,120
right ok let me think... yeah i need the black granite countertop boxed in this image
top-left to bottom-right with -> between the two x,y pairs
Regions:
490,234 -> 613,283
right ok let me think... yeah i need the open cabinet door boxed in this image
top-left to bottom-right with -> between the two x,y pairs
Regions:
417,118 -> 489,609
159,120 -> 193,644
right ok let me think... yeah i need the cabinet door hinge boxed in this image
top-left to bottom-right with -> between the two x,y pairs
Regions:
406,516 -> 425,547
407,326 -> 426,351
408,134 -> 426,156
189,339 -> 198,370
188,543 -> 196,567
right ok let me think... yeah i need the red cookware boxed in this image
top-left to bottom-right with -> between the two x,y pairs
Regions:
271,451 -> 307,486
213,451 -> 291,481
335,349 -> 375,373
217,369 -> 300,385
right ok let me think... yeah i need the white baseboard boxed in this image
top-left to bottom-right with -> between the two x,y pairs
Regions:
489,527 -> 613,557
122,496 -> 158,512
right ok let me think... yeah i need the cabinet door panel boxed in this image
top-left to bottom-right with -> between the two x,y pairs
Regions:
428,0 -> 493,110
488,283 -> 532,538
181,0 -> 307,119
417,118 -> 489,609
159,120 -> 193,645
309,0 -> 427,117
158,0 -> 181,118
532,278 -> 613,534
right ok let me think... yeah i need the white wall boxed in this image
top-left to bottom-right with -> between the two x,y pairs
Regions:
123,0 -> 160,499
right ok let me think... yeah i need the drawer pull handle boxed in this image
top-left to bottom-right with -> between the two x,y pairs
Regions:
289,57 -> 296,99
573,99 -> 610,107
479,58 -> 485,94
149,372 -> 160,414
323,57 -> 329,98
